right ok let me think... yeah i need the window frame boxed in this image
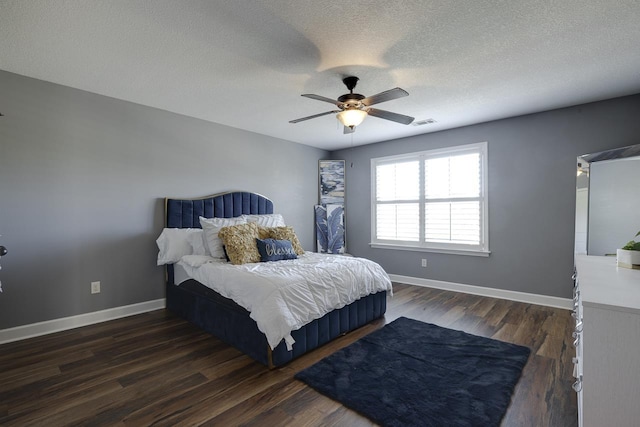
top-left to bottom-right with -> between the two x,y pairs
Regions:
370,142 -> 490,257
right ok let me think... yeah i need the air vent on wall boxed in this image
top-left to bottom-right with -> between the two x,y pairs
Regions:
413,118 -> 437,126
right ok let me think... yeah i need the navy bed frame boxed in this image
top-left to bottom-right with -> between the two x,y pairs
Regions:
165,191 -> 387,368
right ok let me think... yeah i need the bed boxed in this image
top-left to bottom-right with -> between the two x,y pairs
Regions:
162,191 -> 390,368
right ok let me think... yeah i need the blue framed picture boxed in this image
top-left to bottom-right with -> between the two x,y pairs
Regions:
319,160 -> 345,205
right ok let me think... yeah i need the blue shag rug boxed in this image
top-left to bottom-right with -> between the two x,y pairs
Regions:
295,317 -> 530,427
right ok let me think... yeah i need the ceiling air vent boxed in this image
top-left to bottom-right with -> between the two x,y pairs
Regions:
413,118 -> 437,126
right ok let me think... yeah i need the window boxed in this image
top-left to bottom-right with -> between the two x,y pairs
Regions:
371,142 -> 489,256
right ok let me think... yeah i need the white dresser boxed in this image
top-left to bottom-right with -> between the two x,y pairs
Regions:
573,255 -> 640,427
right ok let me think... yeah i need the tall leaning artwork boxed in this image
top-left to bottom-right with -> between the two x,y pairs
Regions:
316,160 -> 346,254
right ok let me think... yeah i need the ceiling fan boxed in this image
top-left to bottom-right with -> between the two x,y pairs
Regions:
289,76 -> 414,134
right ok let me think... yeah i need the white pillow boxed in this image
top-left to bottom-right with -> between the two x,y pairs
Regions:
241,213 -> 286,227
186,229 -> 208,256
156,228 -> 201,265
199,216 -> 247,259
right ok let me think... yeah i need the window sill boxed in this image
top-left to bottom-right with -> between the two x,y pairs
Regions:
369,243 -> 491,257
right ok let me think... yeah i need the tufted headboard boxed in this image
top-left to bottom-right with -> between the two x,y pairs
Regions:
165,191 -> 274,228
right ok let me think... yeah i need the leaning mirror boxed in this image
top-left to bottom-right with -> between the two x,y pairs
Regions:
575,144 -> 640,255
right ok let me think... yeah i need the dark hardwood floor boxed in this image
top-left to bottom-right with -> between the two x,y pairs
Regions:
0,284 -> 577,426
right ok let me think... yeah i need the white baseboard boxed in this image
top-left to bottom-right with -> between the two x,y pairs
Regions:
0,299 -> 166,344
1,278 -> 571,344
388,274 -> 572,310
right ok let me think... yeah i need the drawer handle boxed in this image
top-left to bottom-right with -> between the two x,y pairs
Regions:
572,376 -> 583,392
573,336 -> 581,347
572,272 -> 577,281
575,322 -> 583,333
572,357 -> 579,365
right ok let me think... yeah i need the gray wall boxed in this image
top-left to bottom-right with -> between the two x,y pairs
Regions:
0,70 -> 327,329
588,157 -> 640,255
333,94 -> 640,298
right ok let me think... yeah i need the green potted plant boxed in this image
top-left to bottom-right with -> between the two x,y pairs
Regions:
617,230 -> 640,269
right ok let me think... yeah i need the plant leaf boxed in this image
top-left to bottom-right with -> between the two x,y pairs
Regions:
315,205 -> 328,252
327,205 -> 345,254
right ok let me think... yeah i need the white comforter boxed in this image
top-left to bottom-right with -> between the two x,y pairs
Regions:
177,252 -> 392,350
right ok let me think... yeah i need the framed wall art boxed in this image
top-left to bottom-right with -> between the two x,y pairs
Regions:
319,160 -> 345,205
315,204 -> 345,254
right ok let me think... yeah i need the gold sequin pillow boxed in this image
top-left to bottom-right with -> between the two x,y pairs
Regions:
218,222 -> 261,265
259,226 -> 305,255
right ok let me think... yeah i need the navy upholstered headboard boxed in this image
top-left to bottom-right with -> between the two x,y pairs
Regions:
166,191 -> 274,228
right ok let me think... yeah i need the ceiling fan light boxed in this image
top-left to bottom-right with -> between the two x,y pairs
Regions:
337,109 -> 367,128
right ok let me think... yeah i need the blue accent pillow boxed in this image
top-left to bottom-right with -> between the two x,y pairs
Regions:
256,238 -> 298,262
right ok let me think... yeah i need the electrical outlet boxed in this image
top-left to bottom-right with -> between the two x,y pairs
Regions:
91,281 -> 101,294
421,259 -> 427,268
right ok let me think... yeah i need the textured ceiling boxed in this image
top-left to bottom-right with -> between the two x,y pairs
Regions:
1,1 -> 640,151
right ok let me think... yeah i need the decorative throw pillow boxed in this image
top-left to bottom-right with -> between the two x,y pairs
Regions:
241,214 -> 286,227
199,216 -> 246,259
256,238 -> 298,262
218,222 -> 261,265
258,225 -> 272,240
259,226 -> 305,255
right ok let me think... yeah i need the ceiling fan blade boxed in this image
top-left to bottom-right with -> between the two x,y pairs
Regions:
301,94 -> 342,107
343,126 -> 355,134
289,110 -> 339,124
361,88 -> 409,106
367,108 -> 415,125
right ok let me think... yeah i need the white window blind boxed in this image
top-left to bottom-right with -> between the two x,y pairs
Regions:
371,142 -> 489,255
375,160 -> 420,242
